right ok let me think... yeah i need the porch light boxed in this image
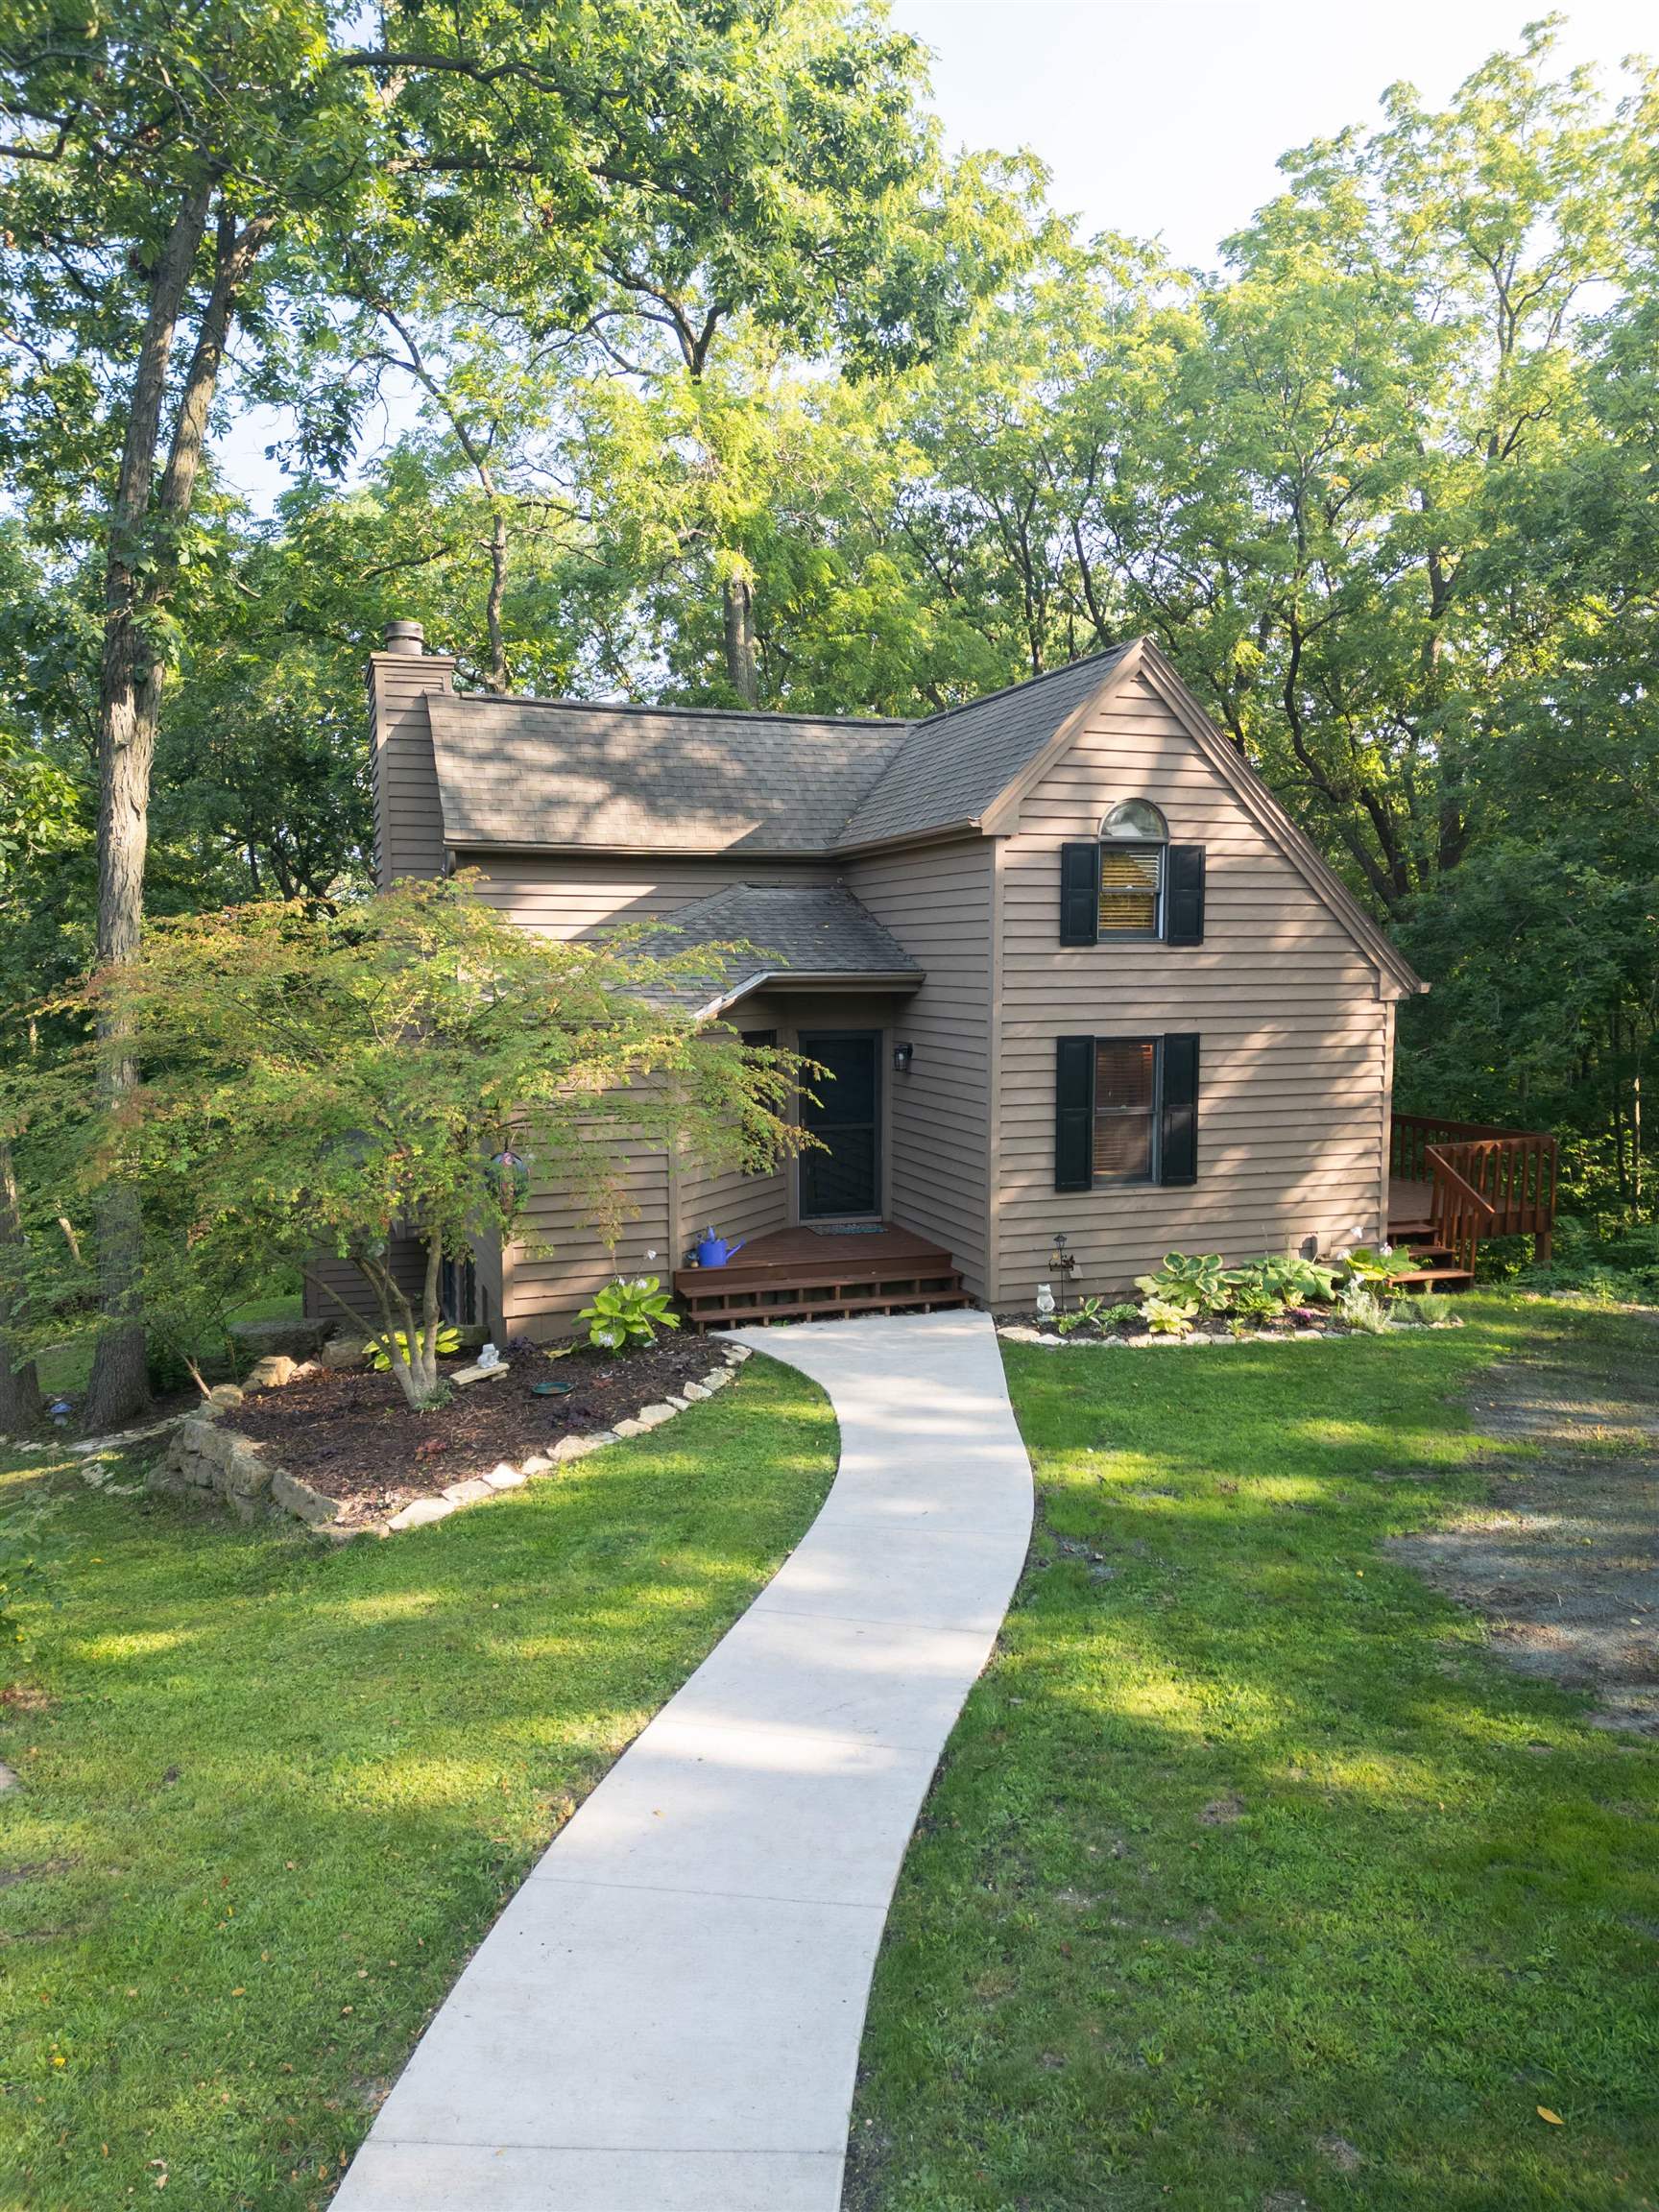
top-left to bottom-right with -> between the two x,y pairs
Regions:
892,1042 -> 915,1074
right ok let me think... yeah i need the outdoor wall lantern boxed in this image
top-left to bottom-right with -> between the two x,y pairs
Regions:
892,1042 -> 915,1074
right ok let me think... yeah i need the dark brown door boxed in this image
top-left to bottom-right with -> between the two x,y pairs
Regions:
798,1030 -> 881,1218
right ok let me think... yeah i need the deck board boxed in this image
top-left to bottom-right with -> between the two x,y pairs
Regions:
674,1223 -> 968,1329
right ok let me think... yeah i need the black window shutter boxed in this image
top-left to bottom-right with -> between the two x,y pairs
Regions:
1054,1036 -> 1095,1191
1159,1034 -> 1200,1185
1165,846 -> 1206,945
1059,842 -> 1101,946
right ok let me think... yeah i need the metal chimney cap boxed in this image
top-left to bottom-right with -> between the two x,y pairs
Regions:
382,619 -> 426,654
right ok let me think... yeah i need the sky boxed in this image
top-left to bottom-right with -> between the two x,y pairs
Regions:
216,2 -> 1654,512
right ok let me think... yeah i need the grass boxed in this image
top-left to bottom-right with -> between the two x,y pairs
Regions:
32,1290 -> 307,1401
848,1297 -> 1659,2212
0,1353 -> 835,2211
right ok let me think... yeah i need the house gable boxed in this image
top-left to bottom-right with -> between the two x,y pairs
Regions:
988,654 -> 1400,1302
976,637 -> 1421,1002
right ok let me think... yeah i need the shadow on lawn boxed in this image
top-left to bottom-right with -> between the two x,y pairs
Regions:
0,1358 -> 838,2211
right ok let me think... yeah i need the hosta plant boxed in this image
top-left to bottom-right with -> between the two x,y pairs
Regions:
1136,1252 -> 1230,1315
1231,1253 -> 1338,1306
580,1275 -> 681,1352
368,1324 -> 461,1372
1341,1245 -> 1409,1290
1141,1295 -> 1197,1337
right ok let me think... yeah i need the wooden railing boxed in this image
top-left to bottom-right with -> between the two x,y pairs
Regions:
1390,1113 -> 1559,1271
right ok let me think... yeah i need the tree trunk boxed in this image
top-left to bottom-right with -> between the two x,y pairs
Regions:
723,571 -> 757,707
84,198 -> 272,1431
0,1140 -> 41,1436
484,505 -> 511,692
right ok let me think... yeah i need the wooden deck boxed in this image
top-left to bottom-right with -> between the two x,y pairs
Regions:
1388,1114 -> 1559,1287
673,1223 -> 971,1330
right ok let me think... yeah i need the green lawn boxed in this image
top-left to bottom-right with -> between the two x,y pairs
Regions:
0,1355 -> 835,2211
849,1299 -> 1659,2212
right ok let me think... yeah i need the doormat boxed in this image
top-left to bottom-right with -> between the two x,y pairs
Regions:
809,1221 -> 886,1237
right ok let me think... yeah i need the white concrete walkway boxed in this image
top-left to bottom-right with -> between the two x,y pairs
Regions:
333,1310 -> 1032,2212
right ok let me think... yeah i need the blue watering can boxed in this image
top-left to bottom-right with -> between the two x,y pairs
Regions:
693,1230 -> 746,1268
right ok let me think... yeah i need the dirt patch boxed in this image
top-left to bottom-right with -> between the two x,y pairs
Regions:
229,1332 -> 725,1514
1388,1312 -> 1659,1734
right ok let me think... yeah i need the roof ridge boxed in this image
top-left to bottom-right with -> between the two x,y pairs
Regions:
829,641 -> 1140,846
437,691 -> 908,731
904,642 -> 1135,733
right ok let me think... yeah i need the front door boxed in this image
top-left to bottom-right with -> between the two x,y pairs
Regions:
798,1030 -> 881,1219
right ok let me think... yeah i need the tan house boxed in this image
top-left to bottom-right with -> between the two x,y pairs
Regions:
322,618 -> 1465,1336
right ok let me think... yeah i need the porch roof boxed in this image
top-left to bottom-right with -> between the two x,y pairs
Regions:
638,882 -> 924,1019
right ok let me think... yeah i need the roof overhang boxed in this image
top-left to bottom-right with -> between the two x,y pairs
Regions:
693,968 -> 926,1021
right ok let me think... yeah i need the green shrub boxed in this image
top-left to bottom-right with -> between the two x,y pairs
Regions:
579,1275 -> 680,1352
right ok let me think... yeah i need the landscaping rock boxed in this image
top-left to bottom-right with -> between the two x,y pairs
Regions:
483,1465 -> 526,1490
725,1343 -> 752,1363
518,1452 -> 554,1476
205,1382 -> 245,1411
229,1314 -> 326,1361
450,1360 -> 511,1387
611,1416 -> 646,1438
320,1334 -> 371,1371
220,1439 -> 273,1498
634,1402 -> 678,1428
664,1394 -> 689,1411
270,1469 -> 340,1526
245,1354 -> 301,1390
385,1495 -> 456,1532
441,1477 -> 495,1505
699,1369 -> 730,1391
680,1381 -> 710,1401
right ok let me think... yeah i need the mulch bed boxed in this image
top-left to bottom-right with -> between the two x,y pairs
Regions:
230,1331 -> 727,1514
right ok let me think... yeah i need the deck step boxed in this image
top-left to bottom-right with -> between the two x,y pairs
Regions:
683,1288 -> 974,1329
1389,1266 -> 1476,1289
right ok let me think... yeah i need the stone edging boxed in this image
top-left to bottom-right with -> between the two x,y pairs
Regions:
147,1343 -> 754,1542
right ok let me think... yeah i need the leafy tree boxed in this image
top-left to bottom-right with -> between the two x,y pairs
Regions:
38,877 -> 806,1410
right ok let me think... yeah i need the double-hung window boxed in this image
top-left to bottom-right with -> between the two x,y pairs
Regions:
1092,1038 -> 1159,1181
1055,1033 -> 1200,1192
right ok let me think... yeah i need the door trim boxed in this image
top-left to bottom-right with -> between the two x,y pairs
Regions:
797,1028 -> 883,1222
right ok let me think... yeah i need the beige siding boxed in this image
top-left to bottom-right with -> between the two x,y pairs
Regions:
367,652 -> 453,887
842,841 -> 994,1297
479,859 -> 829,1334
465,854 -> 835,937
302,1237 -> 430,1332
502,1141 -> 672,1340
993,670 -> 1391,1304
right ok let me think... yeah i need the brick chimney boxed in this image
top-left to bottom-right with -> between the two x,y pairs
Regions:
366,620 -> 457,889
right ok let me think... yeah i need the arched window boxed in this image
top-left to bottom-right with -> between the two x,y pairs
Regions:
1097,800 -> 1167,934
1101,799 -> 1167,843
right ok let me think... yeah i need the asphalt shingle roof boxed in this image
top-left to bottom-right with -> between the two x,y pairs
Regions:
637,883 -> 923,1011
426,695 -> 903,855
837,646 -> 1134,848
424,645 -> 1135,857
